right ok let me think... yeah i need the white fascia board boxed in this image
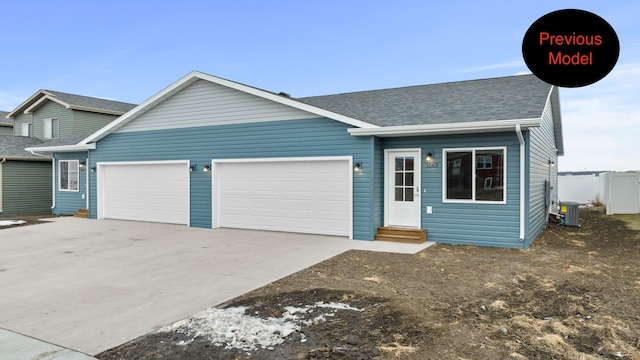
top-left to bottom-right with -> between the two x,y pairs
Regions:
24,95 -> 70,114
549,86 -> 564,156
25,143 -> 96,152
1,156 -> 51,161
81,71 -> 377,145
347,118 -> 542,137
6,90 -> 50,118
67,105 -> 126,116
80,73 -> 212,144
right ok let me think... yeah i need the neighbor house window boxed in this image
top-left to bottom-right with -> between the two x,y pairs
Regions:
59,160 -> 79,191
44,118 -> 60,139
21,123 -> 31,137
443,147 -> 506,203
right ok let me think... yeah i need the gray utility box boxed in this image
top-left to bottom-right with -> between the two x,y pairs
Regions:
560,202 -> 580,227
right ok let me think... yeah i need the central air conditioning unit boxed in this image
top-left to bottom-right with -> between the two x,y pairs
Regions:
559,202 -> 580,227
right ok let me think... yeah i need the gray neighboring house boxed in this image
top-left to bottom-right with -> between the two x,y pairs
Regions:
1,90 -> 135,216
0,111 -> 13,135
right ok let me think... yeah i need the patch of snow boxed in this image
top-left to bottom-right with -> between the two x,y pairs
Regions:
0,220 -> 26,227
160,301 -> 365,351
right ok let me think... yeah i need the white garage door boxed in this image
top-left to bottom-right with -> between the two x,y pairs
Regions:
215,158 -> 351,237
99,162 -> 189,225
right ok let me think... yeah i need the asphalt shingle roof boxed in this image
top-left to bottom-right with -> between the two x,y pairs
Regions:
44,90 -> 137,114
30,130 -> 96,148
0,134 -> 46,158
0,111 -> 13,127
298,74 -> 552,127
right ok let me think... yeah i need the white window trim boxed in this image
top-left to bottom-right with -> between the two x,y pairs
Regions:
21,123 -> 31,137
59,160 -> 80,192
44,118 -> 60,139
442,146 -> 507,204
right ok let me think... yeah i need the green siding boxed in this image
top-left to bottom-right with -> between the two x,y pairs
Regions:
72,110 -> 120,134
12,113 -> 33,136
1,160 -> 52,215
0,126 -> 12,135
32,101 -> 73,140
12,102 -> 119,140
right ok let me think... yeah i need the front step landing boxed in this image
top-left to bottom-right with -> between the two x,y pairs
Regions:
375,227 -> 426,244
73,208 -> 88,218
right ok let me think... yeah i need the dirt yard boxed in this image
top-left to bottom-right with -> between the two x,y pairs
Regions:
97,206 -> 640,359
0,213 -> 59,229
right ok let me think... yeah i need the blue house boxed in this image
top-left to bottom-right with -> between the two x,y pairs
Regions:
27,71 -> 563,248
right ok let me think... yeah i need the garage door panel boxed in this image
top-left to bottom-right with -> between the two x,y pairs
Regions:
216,159 -> 350,236
100,163 -> 189,225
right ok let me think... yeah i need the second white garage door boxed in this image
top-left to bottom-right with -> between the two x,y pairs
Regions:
214,158 -> 351,237
98,161 -> 190,225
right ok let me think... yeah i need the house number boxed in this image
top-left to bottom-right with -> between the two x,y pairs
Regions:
426,162 -> 439,168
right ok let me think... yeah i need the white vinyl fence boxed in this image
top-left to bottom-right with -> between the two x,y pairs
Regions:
559,172 -> 640,215
601,172 -> 640,215
558,174 -> 601,204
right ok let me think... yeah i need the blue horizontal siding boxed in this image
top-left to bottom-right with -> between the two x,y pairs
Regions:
383,132 -> 523,248
89,118 -> 375,240
53,152 -> 88,215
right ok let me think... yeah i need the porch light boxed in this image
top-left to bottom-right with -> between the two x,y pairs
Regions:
425,152 -> 434,162
189,165 -> 196,172
203,165 -> 211,172
79,161 -> 86,169
354,163 -> 362,172
90,167 -> 96,172
549,159 -> 556,167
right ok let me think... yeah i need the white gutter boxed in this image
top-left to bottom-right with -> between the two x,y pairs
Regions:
348,118 -> 542,137
25,143 -> 96,152
51,158 -> 55,209
0,158 -> 5,213
515,124 -> 525,242
85,157 -> 89,210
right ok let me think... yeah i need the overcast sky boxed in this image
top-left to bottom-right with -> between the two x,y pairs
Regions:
1,1 -> 638,171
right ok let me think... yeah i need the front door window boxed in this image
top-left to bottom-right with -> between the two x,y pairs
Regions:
394,156 -> 415,202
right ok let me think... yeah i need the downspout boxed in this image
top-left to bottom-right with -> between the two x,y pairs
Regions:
29,150 -> 56,210
85,157 -> 89,210
515,124 -> 525,242
0,158 -> 5,213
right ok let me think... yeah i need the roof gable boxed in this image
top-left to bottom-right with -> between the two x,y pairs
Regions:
300,74 -> 552,127
114,79 -> 324,134
82,71 -> 378,144
6,90 -> 136,118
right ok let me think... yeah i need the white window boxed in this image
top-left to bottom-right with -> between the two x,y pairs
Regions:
443,147 -> 506,203
59,160 -> 79,191
44,118 -> 60,139
21,123 -> 31,137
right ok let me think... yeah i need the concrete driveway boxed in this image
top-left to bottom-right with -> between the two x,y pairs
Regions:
0,217 -> 432,356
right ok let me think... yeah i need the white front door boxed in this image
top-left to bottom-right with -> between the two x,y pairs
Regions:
386,150 -> 421,227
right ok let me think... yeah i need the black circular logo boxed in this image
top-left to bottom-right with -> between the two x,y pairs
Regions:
522,9 -> 620,88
